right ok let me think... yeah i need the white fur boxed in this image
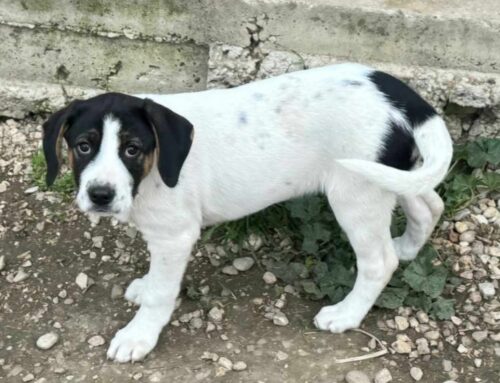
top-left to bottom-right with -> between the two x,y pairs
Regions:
75,63 -> 452,362
76,115 -> 133,222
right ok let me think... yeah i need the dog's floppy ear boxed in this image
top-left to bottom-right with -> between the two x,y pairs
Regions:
143,99 -> 194,187
42,101 -> 79,186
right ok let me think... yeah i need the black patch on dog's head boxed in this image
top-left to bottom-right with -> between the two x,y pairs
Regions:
369,71 -> 436,127
42,92 -> 194,193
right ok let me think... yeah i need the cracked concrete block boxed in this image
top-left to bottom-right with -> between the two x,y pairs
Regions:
0,24 -> 208,94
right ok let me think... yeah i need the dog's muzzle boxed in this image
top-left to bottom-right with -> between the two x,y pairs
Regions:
88,185 -> 116,210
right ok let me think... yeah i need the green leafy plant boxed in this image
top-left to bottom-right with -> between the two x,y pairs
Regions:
31,150 -> 75,196
439,138 -> 500,216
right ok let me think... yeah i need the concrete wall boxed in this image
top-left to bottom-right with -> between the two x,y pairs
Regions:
0,0 -> 499,139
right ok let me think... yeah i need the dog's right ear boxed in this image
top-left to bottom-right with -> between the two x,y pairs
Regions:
42,101 -> 80,186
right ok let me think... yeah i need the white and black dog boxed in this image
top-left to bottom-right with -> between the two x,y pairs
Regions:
43,63 -> 453,363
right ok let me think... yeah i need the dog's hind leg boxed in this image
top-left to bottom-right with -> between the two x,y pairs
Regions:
393,190 -> 444,261
314,173 -> 398,333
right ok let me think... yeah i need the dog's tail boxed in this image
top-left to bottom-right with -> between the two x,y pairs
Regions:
336,116 -> 453,196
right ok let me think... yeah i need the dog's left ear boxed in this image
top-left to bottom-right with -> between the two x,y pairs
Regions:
42,100 -> 80,187
143,99 -> 194,187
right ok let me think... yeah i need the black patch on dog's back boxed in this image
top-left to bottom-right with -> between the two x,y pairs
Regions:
378,121 -> 416,171
369,71 -> 436,128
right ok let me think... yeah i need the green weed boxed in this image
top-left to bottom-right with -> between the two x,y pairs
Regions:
31,150 -> 75,196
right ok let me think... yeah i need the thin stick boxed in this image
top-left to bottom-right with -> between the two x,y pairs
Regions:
334,328 -> 388,364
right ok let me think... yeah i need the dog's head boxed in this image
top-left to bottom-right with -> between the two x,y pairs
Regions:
42,92 -> 193,220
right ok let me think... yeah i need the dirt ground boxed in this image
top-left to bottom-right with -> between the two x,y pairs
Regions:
0,118 -> 499,383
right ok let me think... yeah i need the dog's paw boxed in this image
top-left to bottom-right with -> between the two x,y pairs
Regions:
107,323 -> 159,363
314,303 -> 363,333
125,277 -> 148,305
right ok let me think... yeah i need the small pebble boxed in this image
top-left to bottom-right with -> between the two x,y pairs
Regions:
218,357 -> 233,370
233,257 -> 255,272
87,335 -> 105,347
454,221 -> 469,234
272,312 -> 289,326
208,307 -> 224,322
345,370 -> 370,383
232,361 -> 247,371
222,266 -> 239,276
374,368 -> 392,383
478,282 -> 495,299
22,373 -> 35,382
0,255 -> 5,271
12,269 -> 29,283
410,367 -> 423,381
75,272 -> 89,290
472,330 -> 488,343
394,316 -> 409,331
36,332 -> 59,350
459,231 -> 475,243
263,271 -> 277,284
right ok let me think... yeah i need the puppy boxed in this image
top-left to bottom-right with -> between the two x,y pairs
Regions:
42,63 -> 453,362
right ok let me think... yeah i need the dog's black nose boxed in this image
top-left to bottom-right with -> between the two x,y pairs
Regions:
88,185 -> 115,206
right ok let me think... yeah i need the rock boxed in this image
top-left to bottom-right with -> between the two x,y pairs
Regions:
415,338 -> 430,355
0,255 -> 5,271
149,372 -> 163,382
410,367 -> 423,381
457,344 -> 468,353
424,330 -> 440,340
454,221 -> 469,234
232,361 -> 247,371
263,271 -> 277,284
24,186 -> 39,194
233,257 -> 255,271
201,351 -> 219,361
459,231 -> 475,243
206,322 -> 216,332
222,265 -> 239,275
12,269 -> 29,283
392,335 -> 412,354
345,370 -> 370,383
111,284 -> 123,299
75,272 -> 89,290
22,373 -> 35,382
218,357 -> 233,370
272,312 -> 289,326
483,206 -> 498,219
208,307 -> 224,322
87,335 -> 105,347
472,330 -> 488,343
246,233 -> 263,251
276,350 -> 289,361
374,368 -> 392,383
394,316 -> 409,331
190,317 -> 204,330
36,332 -> 59,350
0,181 -> 8,193
416,311 -> 429,324
442,359 -> 453,372
474,358 -> 482,368
478,282 -> 495,299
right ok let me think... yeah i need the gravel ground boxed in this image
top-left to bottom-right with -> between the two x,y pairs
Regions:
0,118 -> 499,383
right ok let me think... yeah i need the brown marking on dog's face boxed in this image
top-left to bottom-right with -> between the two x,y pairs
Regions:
142,150 -> 156,180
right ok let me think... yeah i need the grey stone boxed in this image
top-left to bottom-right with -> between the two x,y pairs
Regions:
345,370 -> 370,383
36,332 -> 59,350
233,257 -> 255,272
374,368 -> 392,383
478,282 -> 495,298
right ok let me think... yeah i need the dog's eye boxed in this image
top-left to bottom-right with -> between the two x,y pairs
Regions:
125,144 -> 140,158
77,142 -> 92,155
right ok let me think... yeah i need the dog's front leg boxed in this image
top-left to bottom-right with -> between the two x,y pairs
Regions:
107,230 -> 198,363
